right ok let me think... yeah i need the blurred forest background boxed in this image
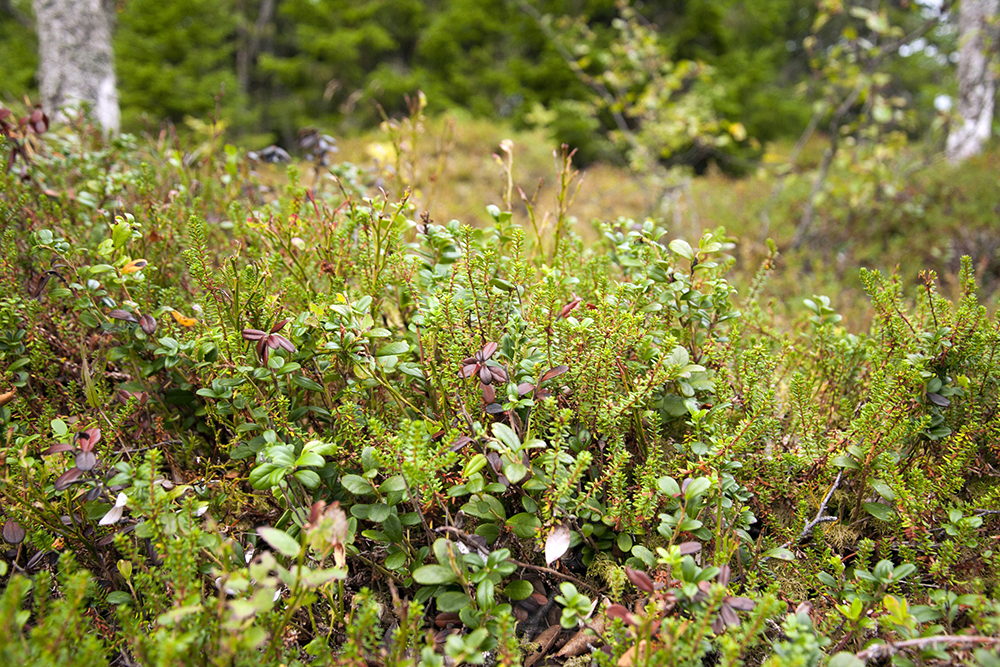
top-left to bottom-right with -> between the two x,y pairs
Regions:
0,0 -> 957,152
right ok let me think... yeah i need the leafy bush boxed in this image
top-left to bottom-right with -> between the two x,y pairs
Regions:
1,107 -> 999,666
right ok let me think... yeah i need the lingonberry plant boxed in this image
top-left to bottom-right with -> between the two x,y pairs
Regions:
0,101 -> 998,667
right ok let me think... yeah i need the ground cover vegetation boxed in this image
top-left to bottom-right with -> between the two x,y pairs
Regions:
3,0 -> 1000,664
1,90 -> 1000,666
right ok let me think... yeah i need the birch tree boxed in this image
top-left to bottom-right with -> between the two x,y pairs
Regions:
946,0 -> 998,163
33,0 -> 119,132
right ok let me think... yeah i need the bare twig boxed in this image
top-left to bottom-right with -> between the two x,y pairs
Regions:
856,635 -> 1000,662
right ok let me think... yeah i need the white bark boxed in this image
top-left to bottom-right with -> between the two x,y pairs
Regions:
946,0 -> 998,163
33,0 -> 120,133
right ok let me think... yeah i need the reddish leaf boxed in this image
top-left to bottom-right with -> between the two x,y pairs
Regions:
54,467 -> 84,491
269,333 -> 296,353
481,383 -> 496,404
459,363 -> 479,379
678,541 -> 702,555
517,382 -> 535,396
42,443 -> 75,455
3,519 -> 25,544
76,428 -> 101,452
719,604 -> 740,628
479,342 -> 498,360
242,328 -> 267,341
726,597 -> 755,611
625,566 -> 655,594
605,604 -> 637,626
717,564 -> 731,586
541,365 -> 569,382
270,317 -> 291,333
139,314 -> 157,335
460,356 -> 478,366
478,365 -> 493,385
489,365 -> 508,383
558,299 -> 581,319
434,612 -> 461,628
449,435 -> 473,452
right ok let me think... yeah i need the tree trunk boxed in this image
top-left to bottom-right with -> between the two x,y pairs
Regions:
33,0 -> 119,133
946,0 -> 998,163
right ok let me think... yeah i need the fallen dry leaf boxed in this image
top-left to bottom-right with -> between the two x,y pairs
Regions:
525,624 -> 562,667
555,615 -> 606,657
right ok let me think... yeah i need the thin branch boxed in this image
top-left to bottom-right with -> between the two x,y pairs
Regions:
856,635 -> 1000,662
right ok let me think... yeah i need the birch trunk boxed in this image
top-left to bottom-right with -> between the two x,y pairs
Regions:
33,0 -> 119,132
946,0 -> 998,163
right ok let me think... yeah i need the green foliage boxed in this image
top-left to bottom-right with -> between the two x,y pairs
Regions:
1,108 -> 999,666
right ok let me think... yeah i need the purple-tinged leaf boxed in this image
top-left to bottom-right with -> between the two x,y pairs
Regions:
270,334 -> 296,353
482,383 -> 495,404
625,566 -> 655,593
544,524 -> 571,565
486,452 -> 502,473
109,309 -> 138,323
460,356 -> 478,366
517,382 -> 535,396
54,467 -> 84,490
97,524 -> 135,546
139,314 -> 157,335
559,299 -> 581,319
927,393 -> 950,407
42,443 -> 75,455
480,342 -> 498,360
242,328 -> 267,341
449,435 -> 473,452
541,365 -> 569,382
717,564 -> 731,586
678,541 -> 703,555
270,317 -> 291,333
489,365 -> 508,383
75,450 -> 97,472
605,604 -> 637,625
460,363 -> 479,379
719,604 -> 740,628
726,597 -> 755,611
3,519 -> 25,544
484,403 -> 504,414
478,365 -> 493,385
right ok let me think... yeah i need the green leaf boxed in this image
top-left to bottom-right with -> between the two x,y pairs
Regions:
506,512 -> 541,539
492,423 -> 521,452
764,547 -> 795,561
341,474 -> 374,496
436,591 -> 472,612
256,527 -> 301,558
294,470 -> 321,488
504,463 -> 527,484
863,502 -> 895,522
412,564 -> 458,585
503,580 -> 534,601
107,591 -> 132,605
377,341 -> 408,357
367,503 -> 391,523
828,653 -> 865,667
669,239 -> 695,260
292,375 -> 324,392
